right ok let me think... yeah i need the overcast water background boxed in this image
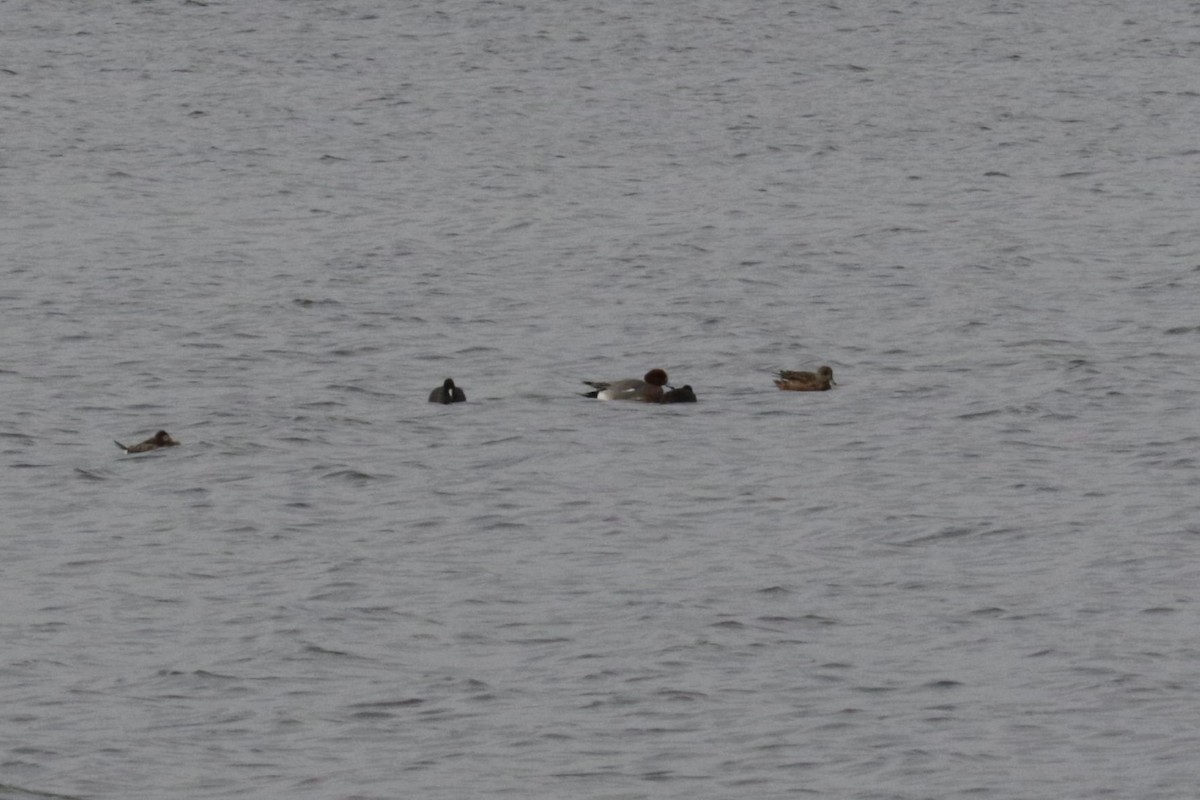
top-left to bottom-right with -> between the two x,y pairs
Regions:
3,1 -> 1200,798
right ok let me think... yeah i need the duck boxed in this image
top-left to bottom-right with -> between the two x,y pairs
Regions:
114,430 -> 180,453
660,385 -> 697,403
429,378 -> 466,404
774,365 -> 835,391
582,368 -> 669,402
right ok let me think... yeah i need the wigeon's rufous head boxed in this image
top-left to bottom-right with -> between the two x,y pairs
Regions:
643,368 -> 668,387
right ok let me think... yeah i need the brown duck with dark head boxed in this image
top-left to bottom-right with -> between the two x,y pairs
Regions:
774,366 -> 835,392
114,431 -> 181,453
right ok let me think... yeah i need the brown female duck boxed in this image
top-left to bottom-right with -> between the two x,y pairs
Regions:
114,430 -> 181,453
774,365 -> 835,391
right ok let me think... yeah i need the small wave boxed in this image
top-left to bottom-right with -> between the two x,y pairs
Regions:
320,468 -> 381,483
956,408 -> 1003,420
301,643 -> 364,659
897,524 -> 1022,545
0,782 -> 85,800
757,614 -> 837,628
73,468 -> 107,481
349,698 -> 425,709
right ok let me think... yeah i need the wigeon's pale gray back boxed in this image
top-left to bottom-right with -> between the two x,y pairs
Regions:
583,368 -> 669,402
114,430 -> 180,453
429,378 -> 466,404
774,365 -> 835,391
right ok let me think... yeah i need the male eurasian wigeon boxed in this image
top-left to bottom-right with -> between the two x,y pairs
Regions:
428,378 -> 466,404
774,365 -> 836,392
660,385 -> 697,403
582,368 -> 669,402
114,430 -> 180,453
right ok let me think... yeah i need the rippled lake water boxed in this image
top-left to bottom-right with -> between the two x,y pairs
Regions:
3,1 -> 1200,798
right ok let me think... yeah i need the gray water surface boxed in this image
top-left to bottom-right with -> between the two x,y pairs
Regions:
3,1 -> 1200,798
